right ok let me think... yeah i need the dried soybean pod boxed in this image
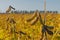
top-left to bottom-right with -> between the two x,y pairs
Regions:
26,10 -> 37,22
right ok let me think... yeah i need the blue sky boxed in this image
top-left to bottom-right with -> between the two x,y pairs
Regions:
0,0 -> 60,13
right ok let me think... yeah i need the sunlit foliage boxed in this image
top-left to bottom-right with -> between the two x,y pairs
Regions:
0,13 -> 59,40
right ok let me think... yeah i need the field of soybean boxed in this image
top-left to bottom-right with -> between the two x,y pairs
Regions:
0,13 -> 60,40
